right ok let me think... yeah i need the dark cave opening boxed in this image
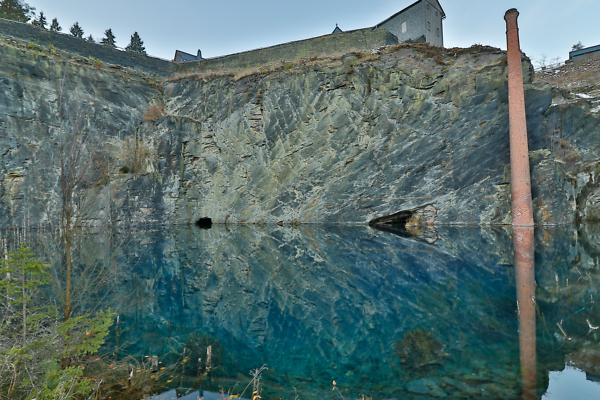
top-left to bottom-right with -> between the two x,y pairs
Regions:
368,210 -> 417,239
368,210 -> 415,227
195,217 -> 212,229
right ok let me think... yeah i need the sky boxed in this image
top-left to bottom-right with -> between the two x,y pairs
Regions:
24,0 -> 600,66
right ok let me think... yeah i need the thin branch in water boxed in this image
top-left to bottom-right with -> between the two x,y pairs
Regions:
557,320 -> 571,340
332,380 -> 346,400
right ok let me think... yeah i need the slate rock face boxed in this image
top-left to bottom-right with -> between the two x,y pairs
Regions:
0,39 -> 160,228
154,47 -> 597,226
1,38 -> 599,227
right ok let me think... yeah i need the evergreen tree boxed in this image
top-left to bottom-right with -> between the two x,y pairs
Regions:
572,41 -> 584,51
0,0 -> 35,22
0,245 -> 115,398
85,34 -> 95,43
69,21 -> 83,38
101,28 -> 116,47
0,245 -> 49,347
125,31 -> 146,54
31,10 -> 46,28
49,16 -> 61,32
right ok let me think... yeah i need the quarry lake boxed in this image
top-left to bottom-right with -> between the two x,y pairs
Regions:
5,223 -> 600,399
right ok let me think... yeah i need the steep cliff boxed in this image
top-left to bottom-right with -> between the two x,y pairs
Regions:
1,35 -> 599,227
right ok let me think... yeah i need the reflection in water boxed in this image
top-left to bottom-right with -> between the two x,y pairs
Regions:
543,367 -> 600,400
514,227 -> 536,400
3,223 -> 600,399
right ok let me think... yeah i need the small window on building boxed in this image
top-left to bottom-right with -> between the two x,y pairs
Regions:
427,4 -> 430,10
435,11 -> 438,17
401,21 -> 407,33
436,28 -> 440,37
427,21 -> 430,31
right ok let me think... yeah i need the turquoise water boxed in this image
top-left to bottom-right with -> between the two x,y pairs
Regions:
7,223 -> 600,399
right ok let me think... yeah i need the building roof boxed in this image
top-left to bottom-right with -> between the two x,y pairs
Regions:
569,44 -> 600,59
332,24 -> 343,34
174,49 -> 202,62
373,0 -> 446,29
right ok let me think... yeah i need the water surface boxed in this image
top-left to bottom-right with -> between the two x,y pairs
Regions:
8,223 -> 600,399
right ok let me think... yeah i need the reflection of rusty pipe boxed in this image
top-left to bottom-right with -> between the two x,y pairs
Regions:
505,9 -> 534,226
514,226 -> 536,400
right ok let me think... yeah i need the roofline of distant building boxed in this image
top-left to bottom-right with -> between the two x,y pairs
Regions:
569,44 -> 600,59
184,27 -> 379,63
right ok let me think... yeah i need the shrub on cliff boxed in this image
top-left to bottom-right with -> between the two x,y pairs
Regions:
0,0 -> 34,22
142,103 -> 165,121
126,31 -> 146,55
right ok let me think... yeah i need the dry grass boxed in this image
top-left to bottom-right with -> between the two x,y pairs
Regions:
164,42 -> 506,87
117,135 -> 155,174
166,53 -> 353,84
535,55 -> 600,93
165,47 -> 406,84
142,103 -> 166,121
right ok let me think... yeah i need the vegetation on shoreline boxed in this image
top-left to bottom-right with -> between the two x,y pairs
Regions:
0,245 -> 114,399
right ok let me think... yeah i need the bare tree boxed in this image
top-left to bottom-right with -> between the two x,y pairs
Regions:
537,54 -> 548,70
33,76 -> 128,321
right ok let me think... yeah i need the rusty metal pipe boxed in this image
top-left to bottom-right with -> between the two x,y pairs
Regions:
505,9 -> 534,226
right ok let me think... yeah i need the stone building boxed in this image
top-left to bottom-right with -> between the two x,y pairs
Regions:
374,0 -> 445,47
173,0 -> 446,65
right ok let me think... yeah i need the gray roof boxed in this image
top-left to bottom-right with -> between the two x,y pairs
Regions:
174,49 -> 202,62
569,44 -> 600,59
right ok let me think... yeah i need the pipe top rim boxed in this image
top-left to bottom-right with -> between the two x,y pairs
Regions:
504,8 -> 519,20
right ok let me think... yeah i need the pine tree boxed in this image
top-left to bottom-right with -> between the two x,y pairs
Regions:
0,0 -> 35,22
572,41 -> 584,51
69,21 -> 83,38
0,244 -> 50,347
85,34 -> 95,43
49,17 -> 61,32
125,31 -> 146,54
101,28 -> 116,47
0,246 -> 115,398
31,10 -> 47,28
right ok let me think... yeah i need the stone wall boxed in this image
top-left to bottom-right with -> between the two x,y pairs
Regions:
177,28 -> 398,73
0,17 -> 176,75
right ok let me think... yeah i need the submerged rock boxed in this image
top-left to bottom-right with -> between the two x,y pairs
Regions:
396,328 -> 447,368
407,378 -> 447,397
